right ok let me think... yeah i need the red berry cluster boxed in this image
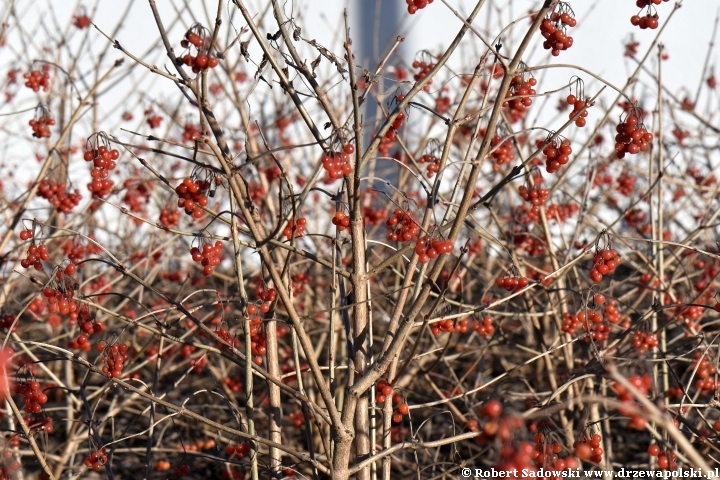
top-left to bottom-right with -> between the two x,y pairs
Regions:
613,373 -> 652,429
614,113 -> 652,159
573,434 -> 603,463
518,184 -> 549,207
418,154 -> 440,177
414,236 -> 453,264
540,137 -> 572,174
83,447 -> 107,472
223,376 -> 243,393
225,442 -> 250,458
375,379 -> 403,408
412,59 -> 435,92
16,380 -> 48,415
37,179 -> 82,214
566,94 -> 591,127
290,272 -> 312,296
61,237 -> 101,266
393,403 -> 409,424
173,464 -> 191,477
321,145 -> 354,182
647,446 -> 677,470
531,433 -> 578,471
289,411 -> 306,429
147,113 -> 162,129
589,248 -> 621,283
175,177 -> 212,219
252,286 -> 277,312
488,134 -> 515,171
331,211 -> 351,231
496,275 -> 530,292
98,341 -> 129,379
190,240 -> 223,277
282,218 -> 307,240
692,352 -> 717,391
29,115 -> 55,138
180,52 -> 219,72
385,208 -> 419,242
23,66 -> 51,92
83,143 -> 119,199
19,229 -> 34,241
21,243 -> 49,270
181,123 -> 202,143
245,308 -> 267,365
474,401 -> 525,445
631,331 -> 659,354
503,74 -> 536,123
406,0 -> 433,15
159,206 -> 180,228
69,312 -> 107,351
73,14 -> 91,29
431,318 -> 455,336
540,5 -> 576,56
472,316 -> 495,338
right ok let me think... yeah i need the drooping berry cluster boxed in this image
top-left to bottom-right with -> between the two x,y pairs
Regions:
83,135 -> 119,199
29,114 -> 55,138
73,11 -> 91,29
414,236 -> 453,264
503,73 -> 536,123
83,447 -> 108,472
539,136 -> 572,174
472,316 -> 495,338
289,411 -> 306,429
225,442 -> 250,458
531,432 -> 579,471
16,380 -> 48,415
692,352 -> 717,391
630,0 -> 668,30
385,208 -> 420,242
406,0 -> 433,15
412,58 -> 435,92
245,308 -> 267,365
647,446 -> 677,471
190,240 -> 223,277
613,373 -> 652,429
159,206 -> 180,229
98,341 -> 129,379
175,176 -> 212,219
19,229 -> 34,241
69,308 -> 107,351
614,111 -> 652,159
573,434 -> 603,463
21,243 -> 49,270
496,275 -> 530,292
321,145 -> 354,182
37,179 -> 82,214
332,211 -> 351,231
282,218 -> 306,240
178,25 -> 220,73
488,133 -> 515,171
418,153 -> 440,177
539,4 -> 577,56
431,318 -> 455,336
518,184 -> 549,207
589,248 -> 621,283
566,94 -> 591,127
631,330 -> 659,354
23,65 -> 51,92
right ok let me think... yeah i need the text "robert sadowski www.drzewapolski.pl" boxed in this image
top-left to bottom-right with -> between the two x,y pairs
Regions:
461,468 -> 716,478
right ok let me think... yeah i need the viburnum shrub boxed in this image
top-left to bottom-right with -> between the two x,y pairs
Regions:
1,1 -> 720,479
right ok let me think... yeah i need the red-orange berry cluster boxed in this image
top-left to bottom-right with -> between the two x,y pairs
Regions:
472,316 -> 495,338
16,380 -> 48,415
566,94 -> 591,127
393,402 -> 409,424
647,446 -> 677,470
431,318 -> 454,336
540,137 -> 572,174
83,142 -> 119,199
175,177 -> 212,219
19,229 -> 34,241
73,13 -> 91,29
412,59 -> 435,92
178,26 -> 219,73
289,411 -> 306,429
190,240 -> 223,277
23,66 -> 51,92
613,373 -> 652,429
503,74 -> 536,123
631,330 -> 659,354
418,153 -> 440,177
488,134 -> 515,171
97,341 -> 129,379
283,218 -> 306,240
321,145 -> 354,182
173,464 -> 191,477
332,211 -> 350,231
573,434 -> 603,463
518,184 -> 549,207
406,0 -> 433,15
225,442 -> 250,458
69,311 -> 106,351
531,432 -> 578,471
37,180 -> 82,214
29,115 -> 54,138
223,376 -> 243,393
375,379 -> 403,407
386,208 -> 419,242
20,243 -> 49,270
496,275 -> 530,292
540,5 -> 576,56
83,447 -> 107,472
159,206 -> 180,228
614,112 -> 652,159
414,236 -> 453,264
590,248 -> 621,283
692,352 -> 717,391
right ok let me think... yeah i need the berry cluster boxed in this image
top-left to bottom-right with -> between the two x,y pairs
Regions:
83,447 -> 108,472
431,318 -> 455,336
29,115 -> 54,138
614,113 -> 652,159
692,352 -> 717,391
566,94 -> 591,127
244,310 -> 267,365
290,272 -> 312,296
573,434 -> 603,463
83,142 -> 119,199
225,442 -> 250,458
289,411 -> 306,429
531,433 -> 578,471
503,74 -> 536,123
613,373 -> 652,429
331,211 -> 351,231
190,240 -> 223,277
19,229 -> 34,241
496,275 -> 530,292
159,206 -> 180,228
418,153 -> 440,177
320,146 -> 354,182
518,184 -> 549,206
282,218 -> 307,240
223,376 -> 243,393
385,208 -> 420,242
414,236 -> 454,264
406,0 -> 433,15
147,113 -> 162,129
180,53 -> 219,73
412,59 -> 435,92
16,380 -> 48,415
488,134 -> 515,171
540,137 -> 572,174
69,311 -> 107,351
21,243 -> 49,270
73,13 -> 91,29
589,248 -> 621,283
631,330 -> 659,354
252,285 -> 277,312
173,464 -> 191,477
37,179 -> 82,214
175,177 -> 212,219
540,5 -> 576,56
98,342 -> 129,379
23,66 -> 51,92
472,316 -> 495,338
181,123 -> 202,143
647,446 -> 677,470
